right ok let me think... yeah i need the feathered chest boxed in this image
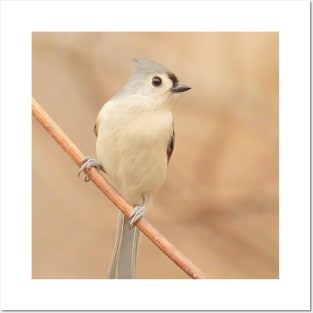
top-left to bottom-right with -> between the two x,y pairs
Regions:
95,103 -> 174,165
98,103 -> 172,141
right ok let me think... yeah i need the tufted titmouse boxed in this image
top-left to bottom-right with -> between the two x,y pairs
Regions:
79,58 -> 191,278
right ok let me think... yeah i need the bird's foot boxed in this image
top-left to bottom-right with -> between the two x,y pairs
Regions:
78,156 -> 102,182
129,205 -> 145,228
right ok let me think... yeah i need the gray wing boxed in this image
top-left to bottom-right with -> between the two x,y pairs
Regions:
94,122 -> 98,137
167,128 -> 175,163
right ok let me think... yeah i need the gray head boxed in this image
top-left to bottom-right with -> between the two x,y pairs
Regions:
112,58 -> 191,105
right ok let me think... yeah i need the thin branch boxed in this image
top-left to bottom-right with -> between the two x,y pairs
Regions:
32,97 -> 208,279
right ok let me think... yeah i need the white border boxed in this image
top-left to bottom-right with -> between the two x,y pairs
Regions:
0,0 -> 310,310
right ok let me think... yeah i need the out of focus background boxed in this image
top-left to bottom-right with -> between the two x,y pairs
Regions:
32,32 -> 278,279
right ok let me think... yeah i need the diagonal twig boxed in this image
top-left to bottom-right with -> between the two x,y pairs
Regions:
32,97 -> 208,279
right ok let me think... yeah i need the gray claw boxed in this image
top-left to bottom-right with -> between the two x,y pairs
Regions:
129,205 -> 145,228
78,156 -> 101,182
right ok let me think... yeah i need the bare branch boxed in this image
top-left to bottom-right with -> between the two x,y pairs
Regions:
32,97 -> 208,279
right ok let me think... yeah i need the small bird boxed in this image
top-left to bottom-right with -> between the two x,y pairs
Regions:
79,58 -> 191,278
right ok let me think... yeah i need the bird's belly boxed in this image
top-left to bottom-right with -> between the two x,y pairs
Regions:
120,145 -> 168,202
96,130 -> 169,206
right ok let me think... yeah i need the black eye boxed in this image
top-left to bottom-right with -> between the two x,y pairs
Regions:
152,76 -> 162,87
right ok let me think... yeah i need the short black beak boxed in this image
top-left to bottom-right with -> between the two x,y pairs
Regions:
171,82 -> 191,93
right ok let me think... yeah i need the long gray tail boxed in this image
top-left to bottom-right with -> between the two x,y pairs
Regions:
107,211 -> 140,279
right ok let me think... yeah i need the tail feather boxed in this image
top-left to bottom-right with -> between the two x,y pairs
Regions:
107,212 -> 140,279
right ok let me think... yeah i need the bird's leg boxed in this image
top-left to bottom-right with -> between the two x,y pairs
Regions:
78,156 -> 103,182
129,196 -> 146,228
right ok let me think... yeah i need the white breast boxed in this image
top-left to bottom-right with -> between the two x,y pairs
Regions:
96,99 -> 173,206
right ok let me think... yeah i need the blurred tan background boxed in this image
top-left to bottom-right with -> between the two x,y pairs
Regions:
32,32 -> 278,279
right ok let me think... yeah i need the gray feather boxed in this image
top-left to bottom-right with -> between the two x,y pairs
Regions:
132,58 -> 170,75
